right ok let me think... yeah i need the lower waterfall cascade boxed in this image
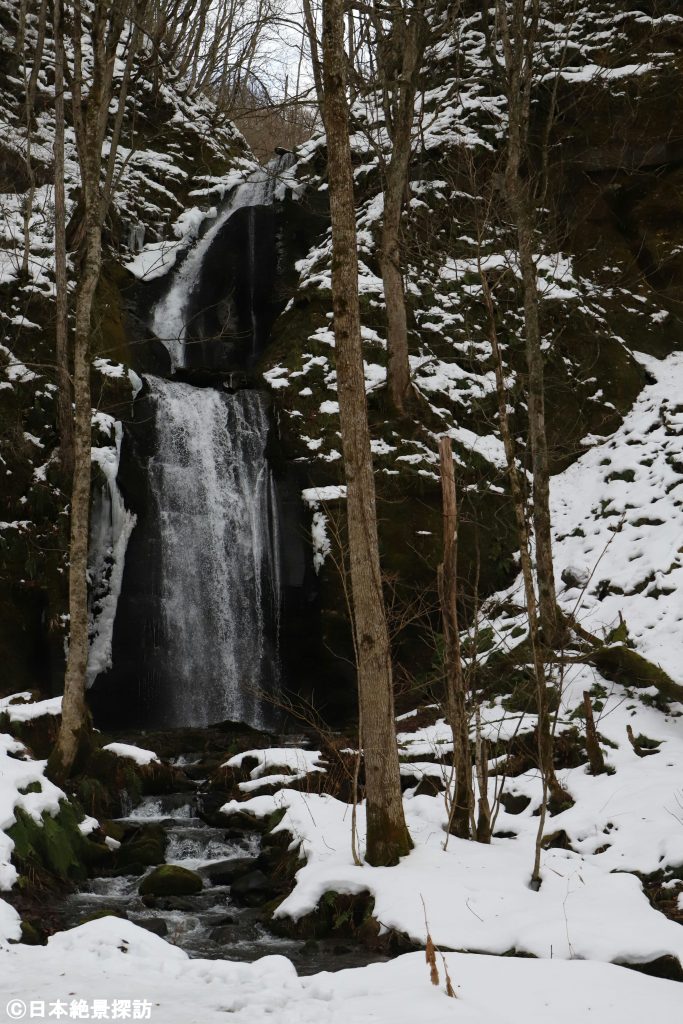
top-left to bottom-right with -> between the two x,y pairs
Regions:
145,377 -> 281,729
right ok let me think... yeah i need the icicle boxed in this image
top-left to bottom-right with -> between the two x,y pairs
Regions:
88,422 -> 137,685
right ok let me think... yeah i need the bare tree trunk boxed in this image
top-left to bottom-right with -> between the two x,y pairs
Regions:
492,0 -> 561,649
474,705 -> 491,843
321,0 -> 411,866
302,0 -> 324,107
381,178 -> 412,415
370,1 -> 427,416
438,436 -> 472,839
583,691 -> 606,776
51,0 -> 139,780
54,0 -> 73,477
481,272 -> 564,819
510,186 -> 560,649
21,0 -> 49,278
52,234 -> 100,778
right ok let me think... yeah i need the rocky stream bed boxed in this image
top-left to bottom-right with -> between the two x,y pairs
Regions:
44,729 -> 393,976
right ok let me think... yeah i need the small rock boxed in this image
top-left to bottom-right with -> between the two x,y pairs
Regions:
229,869 -> 276,907
135,918 -> 168,937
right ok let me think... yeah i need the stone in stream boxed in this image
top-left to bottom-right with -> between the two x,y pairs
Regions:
135,918 -> 168,938
141,895 -> 198,912
114,823 -> 167,874
200,856 -> 258,886
229,869 -> 278,907
139,864 -> 203,897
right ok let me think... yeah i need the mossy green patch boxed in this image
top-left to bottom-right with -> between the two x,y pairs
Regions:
139,864 -> 203,897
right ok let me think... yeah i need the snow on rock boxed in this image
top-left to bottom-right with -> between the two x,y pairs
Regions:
226,747 -> 324,779
0,693 -> 62,722
223,786 -> 683,969
0,732 -> 65,895
301,486 -> 347,508
102,743 -> 160,767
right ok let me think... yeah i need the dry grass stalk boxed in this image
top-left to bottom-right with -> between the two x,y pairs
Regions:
440,952 -> 457,998
426,933 -> 440,986
421,895 -> 440,986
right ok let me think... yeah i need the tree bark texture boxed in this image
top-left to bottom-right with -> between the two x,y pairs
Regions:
53,0 -> 74,477
321,0 -> 411,866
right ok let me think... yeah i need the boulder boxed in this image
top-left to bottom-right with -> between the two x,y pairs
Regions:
135,918 -> 168,937
229,869 -> 277,907
201,856 -> 257,886
139,864 -> 203,897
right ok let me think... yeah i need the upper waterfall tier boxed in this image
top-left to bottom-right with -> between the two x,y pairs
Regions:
151,153 -> 295,371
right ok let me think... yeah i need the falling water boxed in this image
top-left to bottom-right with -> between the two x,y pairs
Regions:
152,153 -> 295,369
145,375 -> 281,728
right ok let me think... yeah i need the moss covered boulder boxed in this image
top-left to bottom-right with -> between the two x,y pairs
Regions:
138,864 -> 203,898
113,823 -> 167,874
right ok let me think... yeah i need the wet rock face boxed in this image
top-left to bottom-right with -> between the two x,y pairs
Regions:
183,206 -> 280,373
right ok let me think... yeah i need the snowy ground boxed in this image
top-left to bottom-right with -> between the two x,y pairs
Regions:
485,350 -> 683,684
222,666 -> 683,969
1,917 -> 681,1024
1,662 -> 682,1021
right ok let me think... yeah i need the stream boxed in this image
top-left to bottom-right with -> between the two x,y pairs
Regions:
55,740 -> 391,976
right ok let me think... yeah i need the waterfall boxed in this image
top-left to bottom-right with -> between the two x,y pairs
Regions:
152,153 -> 295,369
145,375 -> 281,729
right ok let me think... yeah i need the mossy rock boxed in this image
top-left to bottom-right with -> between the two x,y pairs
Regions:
113,823 -> 167,873
138,864 -> 203,897
272,890 -> 377,940
590,645 -> 683,705
8,802 -> 91,886
74,748 -> 142,818
19,920 -> 44,945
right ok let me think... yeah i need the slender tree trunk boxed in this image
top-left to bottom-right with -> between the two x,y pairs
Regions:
474,706 -> 491,843
51,238 -> 99,778
511,185 -> 560,649
381,179 -> 411,415
481,273 -> 564,815
438,436 -> 472,839
51,0 -> 137,780
321,0 -> 411,866
21,0 -> 48,278
372,3 -> 425,417
53,0 -> 73,477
